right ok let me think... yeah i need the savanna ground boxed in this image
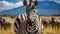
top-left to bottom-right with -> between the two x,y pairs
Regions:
0,16 -> 60,34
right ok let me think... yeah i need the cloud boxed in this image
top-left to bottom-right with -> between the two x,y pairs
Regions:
52,0 -> 60,4
0,1 -> 23,11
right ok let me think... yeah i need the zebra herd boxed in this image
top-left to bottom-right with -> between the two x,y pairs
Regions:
0,15 -> 60,34
0,17 -> 12,30
41,17 -> 60,28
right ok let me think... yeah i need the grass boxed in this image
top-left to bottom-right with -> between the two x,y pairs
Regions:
43,25 -> 60,34
0,16 -> 60,34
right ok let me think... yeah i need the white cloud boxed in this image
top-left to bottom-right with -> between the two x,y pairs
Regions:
52,0 -> 60,4
15,1 -> 23,7
0,1 -> 23,11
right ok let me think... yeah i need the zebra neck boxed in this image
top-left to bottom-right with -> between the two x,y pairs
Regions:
26,20 -> 38,33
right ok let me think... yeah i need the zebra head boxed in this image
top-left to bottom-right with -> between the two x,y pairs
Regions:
23,0 -> 38,23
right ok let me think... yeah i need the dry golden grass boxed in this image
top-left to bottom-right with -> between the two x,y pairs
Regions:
43,25 -> 60,34
0,16 -> 60,34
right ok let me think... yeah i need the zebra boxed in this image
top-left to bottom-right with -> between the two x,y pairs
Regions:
0,17 -> 12,30
14,0 -> 43,34
14,14 -> 43,34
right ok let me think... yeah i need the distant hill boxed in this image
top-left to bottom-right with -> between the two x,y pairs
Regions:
0,1 -> 60,16
37,1 -> 60,10
0,6 -> 26,16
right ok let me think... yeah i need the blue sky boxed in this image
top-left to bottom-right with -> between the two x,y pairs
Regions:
0,0 -> 60,4
5,0 -> 22,3
5,0 -> 18,3
0,0 -> 60,11
0,0 -> 21,3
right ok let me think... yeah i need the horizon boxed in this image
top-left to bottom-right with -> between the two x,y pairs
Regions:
0,0 -> 60,16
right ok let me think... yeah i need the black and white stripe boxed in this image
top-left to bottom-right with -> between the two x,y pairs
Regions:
14,14 -> 43,34
14,0 -> 43,34
14,14 -> 27,33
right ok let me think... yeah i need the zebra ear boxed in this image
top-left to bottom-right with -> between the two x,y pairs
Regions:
23,0 -> 27,6
34,0 -> 38,6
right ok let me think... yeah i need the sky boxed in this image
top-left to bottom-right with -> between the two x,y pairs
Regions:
0,0 -> 23,11
0,0 -> 60,11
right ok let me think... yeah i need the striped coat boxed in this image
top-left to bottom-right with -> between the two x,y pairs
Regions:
14,14 -> 43,34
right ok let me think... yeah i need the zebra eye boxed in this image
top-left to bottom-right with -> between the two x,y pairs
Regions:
33,16 -> 34,17
34,11 -> 35,13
